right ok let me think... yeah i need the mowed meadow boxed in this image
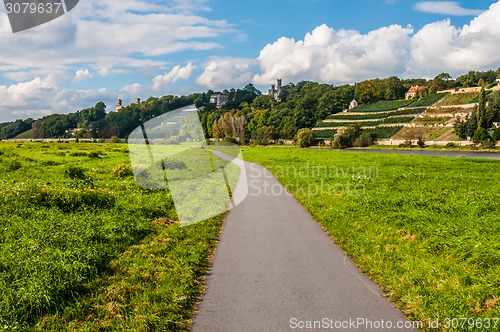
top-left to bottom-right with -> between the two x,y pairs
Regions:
243,148 -> 500,330
0,142 -> 224,331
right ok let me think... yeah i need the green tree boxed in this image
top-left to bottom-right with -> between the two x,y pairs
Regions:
295,128 -> 316,148
472,127 -> 491,145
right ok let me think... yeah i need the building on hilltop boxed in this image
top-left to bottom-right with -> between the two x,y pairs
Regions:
115,99 -> 123,112
405,85 -> 427,100
268,79 -> 282,102
210,89 -> 231,108
115,98 -> 141,112
349,99 -> 358,110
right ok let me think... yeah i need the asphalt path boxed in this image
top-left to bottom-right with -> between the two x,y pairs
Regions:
191,160 -> 417,331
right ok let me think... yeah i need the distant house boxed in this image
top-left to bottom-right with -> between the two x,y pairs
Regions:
497,79 -> 500,86
349,99 -> 358,110
405,85 -> 427,100
210,89 -> 230,108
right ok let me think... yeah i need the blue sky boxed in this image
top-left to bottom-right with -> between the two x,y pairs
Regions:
0,0 -> 499,122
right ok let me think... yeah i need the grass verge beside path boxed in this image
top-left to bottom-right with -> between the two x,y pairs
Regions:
243,147 -> 500,331
0,142 -> 224,331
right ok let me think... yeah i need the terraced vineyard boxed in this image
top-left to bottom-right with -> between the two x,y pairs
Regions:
435,92 -> 479,106
314,94 -> 449,140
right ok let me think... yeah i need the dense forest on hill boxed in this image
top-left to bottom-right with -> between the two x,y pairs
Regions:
0,69 -> 499,143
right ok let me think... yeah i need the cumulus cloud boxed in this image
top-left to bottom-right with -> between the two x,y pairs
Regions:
196,57 -> 257,88
0,0 -> 231,75
253,24 -> 413,85
409,1 -> 500,75
0,75 -> 114,122
0,0 -> 235,122
74,69 -> 93,82
414,1 -> 484,16
194,1 -> 500,87
153,63 -> 194,90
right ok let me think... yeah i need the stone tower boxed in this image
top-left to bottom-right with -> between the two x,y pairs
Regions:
115,99 -> 123,112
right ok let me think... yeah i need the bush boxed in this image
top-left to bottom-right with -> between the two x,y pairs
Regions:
400,140 -> 413,148
417,138 -> 426,148
493,128 -> 500,141
163,158 -> 188,170
112,164 -> 133,178
331,133 -> 350,149
87,151 -> 101,159
445,142 -> 456,148
472,127 -> 491,145
222,136 -> 240,145
353,133 -> 374,147
69,151 -> 88,157
30,186 -> 116,212
64,165 -> 87,180
110,136 -> 121,143
295,129 -> 316,148
6,159 -> 22,171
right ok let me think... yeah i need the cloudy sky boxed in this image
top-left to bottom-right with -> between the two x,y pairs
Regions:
0,0 -> 499,122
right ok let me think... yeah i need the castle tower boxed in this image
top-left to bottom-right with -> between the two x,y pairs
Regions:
115,99 -> 123,112
135,98 -> 141,104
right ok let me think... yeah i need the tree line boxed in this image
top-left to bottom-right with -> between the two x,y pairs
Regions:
0,69 -> 499,144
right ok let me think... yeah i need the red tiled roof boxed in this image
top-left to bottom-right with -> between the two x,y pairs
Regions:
406,85 -> 427,94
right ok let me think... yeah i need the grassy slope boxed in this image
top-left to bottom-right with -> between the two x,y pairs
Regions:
14,130 -> 33,139
0,142 -> 224,331
243,147 -> 500,330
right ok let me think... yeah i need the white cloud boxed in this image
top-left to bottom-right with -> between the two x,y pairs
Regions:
153,62 -> 194,90
252,24 -> 413,85
0,75 -> 114,122
193,1 -> 500,87
74,69 -> 93,82
196,57 -> 257,88
0,0 -> 231,75
409,1 -> 500,76
414,1 -> 484,16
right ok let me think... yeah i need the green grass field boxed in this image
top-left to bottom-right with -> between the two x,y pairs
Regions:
0,142 -> 224,331
243,147 -> 500,330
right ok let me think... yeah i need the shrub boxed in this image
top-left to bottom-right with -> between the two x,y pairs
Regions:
87,151 -> 101,159
332,133 -> 350,149
64,165 -> 87,180
417,138 -> 426,148
483,139 -> 496,149
445,142 -> 456,148
400,140 -> 413,148
493,128 -> 500,141
472,127 -> 491,145
163,159 -> 188,170
69,151 -> 88,157
353,133 -> 374,147
110,136 -> 121,143
112,164 -> 133,178
295,129 -> 316,148
222,137 -> 240,145
67,176 -> 95,189
30,186 -> 116,212
6,159 -> 22,171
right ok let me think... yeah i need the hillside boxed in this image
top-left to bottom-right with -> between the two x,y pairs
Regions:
313,93 -> 448,140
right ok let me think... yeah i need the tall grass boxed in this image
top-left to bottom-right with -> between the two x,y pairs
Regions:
0,142 -> 224,331
243,148 -> 500,330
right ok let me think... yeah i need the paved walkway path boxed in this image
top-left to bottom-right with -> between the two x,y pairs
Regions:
192,161 -> 416,331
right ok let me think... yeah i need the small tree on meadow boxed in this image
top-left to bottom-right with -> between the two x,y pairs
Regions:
295,128 -> 316,148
